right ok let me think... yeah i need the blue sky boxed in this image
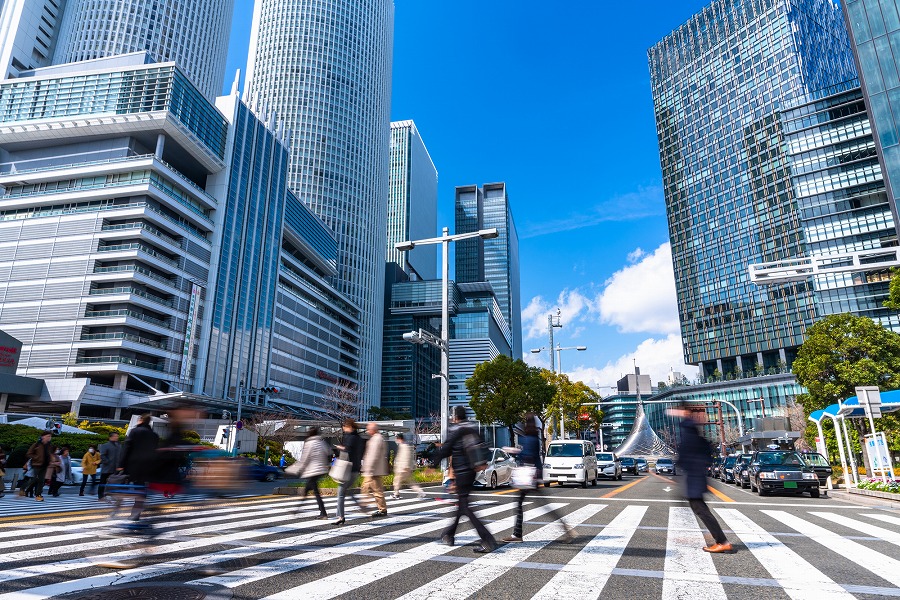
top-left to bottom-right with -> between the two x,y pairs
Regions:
224,1 -> 713,390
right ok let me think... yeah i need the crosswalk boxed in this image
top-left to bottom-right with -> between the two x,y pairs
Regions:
1,493 -> 900,599
0,489 -> 226,517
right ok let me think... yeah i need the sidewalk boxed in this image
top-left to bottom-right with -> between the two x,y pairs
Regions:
824,487 -> 900,509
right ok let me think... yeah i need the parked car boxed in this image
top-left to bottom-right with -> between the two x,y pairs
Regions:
655,457 -> 676,475
474,448 -> 516,488
596,452 -> 623,480
544,440 -> 598,488
734,454 -> 753,488
710,457 -> 723,478
243,458 -> 281,482
720,455 -> 738,483
800,452 -> 833,488
619,456 -> 638,475
636,458 -> 649,473
748,451 -> 820,497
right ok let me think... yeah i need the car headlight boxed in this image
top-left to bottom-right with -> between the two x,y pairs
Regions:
759,472 -> 776,479
573,463 -> 583,469
803,472 -> 817,480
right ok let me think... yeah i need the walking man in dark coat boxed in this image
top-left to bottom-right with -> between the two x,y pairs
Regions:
671,405 -> 734,553
121,414 -> 159,522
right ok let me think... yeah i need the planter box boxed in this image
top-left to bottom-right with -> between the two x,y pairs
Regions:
849,488 -> 900,502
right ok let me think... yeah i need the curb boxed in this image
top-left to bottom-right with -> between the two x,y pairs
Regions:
848,488 -> 900,502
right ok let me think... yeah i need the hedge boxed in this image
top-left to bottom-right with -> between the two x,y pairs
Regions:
0,424 -> 108,462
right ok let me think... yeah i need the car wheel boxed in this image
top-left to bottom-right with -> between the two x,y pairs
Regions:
592,475 -> 597,486
490,472 -> 497,489
756,479 -> 768,496
810,488 -> 821,498
750,478 -> 757,493
581,475 -> 588,488
264,472 -> 275,482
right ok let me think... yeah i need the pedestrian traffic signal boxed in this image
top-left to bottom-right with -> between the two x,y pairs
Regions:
260,386 -> 280,394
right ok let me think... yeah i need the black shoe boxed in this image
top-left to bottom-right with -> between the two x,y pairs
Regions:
333,518 -> 345,526
473,543 -> 496,554
316,514 -> 329,520
439,535 -> 454,547
371,510 -> 388,517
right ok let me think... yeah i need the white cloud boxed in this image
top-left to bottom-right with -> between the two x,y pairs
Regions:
563,334 -> 698,390
521,288 -> 596,341
596,243 -> 680,335
626,248 -> 646,263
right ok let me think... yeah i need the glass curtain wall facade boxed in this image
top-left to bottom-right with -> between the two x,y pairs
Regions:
387,120 -> 437,279
245,0 -> 394,411
781,83 -> 899,331
454,183 -> 522,358
649,0 -> 858,376
52,0 -> 233,100
844,0 -> 900,225
201,94 -> 288,400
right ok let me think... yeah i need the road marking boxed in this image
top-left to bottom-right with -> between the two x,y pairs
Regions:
260,502 -> 563,600
662,507 -> 728,600
706,485 -> 735,503
492,487 -> 520,495
810,512 -> 900,547
862,513 -> 900,528
392,504 -> 605,600
716,508 -> 853,600
601,476 -> 645,498
531,504 -> 646,599
663,486 -> 672,492
764,510 -> 900,588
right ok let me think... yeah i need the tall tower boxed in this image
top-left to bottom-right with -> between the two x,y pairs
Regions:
53,0 -> 233,100
455,183 -> 522,358
0,0 -> 68,79
245,0 -> 394,411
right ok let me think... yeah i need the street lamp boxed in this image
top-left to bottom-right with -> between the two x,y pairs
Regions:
396,226 -> 499,447
531,344 -> 587,439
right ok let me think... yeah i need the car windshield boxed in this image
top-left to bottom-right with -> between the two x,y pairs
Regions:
657,458 -> 673,465
724,457 -> 736,466
637,459 -> 647,464
802,453 -> 830,467
757,452 -> 804,466
596,453 -> 614,461
620,457 -> 635,465
547,444 -> 583,457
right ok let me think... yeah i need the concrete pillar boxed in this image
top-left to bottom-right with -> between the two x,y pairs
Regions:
113,407 -> 122,420
735,356 -> 744,375
0,393 -> 8,412
756,353 -> 764,372
155,134 -> 166,158
716,359 -> 723,376
113,373 -> 128,390
69,398 -> 81,419
778,348 -> 787,367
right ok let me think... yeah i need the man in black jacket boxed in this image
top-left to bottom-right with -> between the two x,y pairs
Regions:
98,432 -> 122,500
436,406 -> 497,553
121,414 -> 159,522
333,418 -> 365,525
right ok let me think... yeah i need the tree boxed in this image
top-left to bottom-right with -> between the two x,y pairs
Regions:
541,372 -> 601,437
304,380 -> 363,426
243,409 -> 295,458
466,354 -> 555,441
793,313 -> 900,471
884,267 -> 900,311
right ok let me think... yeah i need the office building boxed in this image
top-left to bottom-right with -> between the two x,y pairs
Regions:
781,83 -> 899,331
0,0 -> 68,79
52,0 -> 233,100
245,0 -> 394,411
455,183 -> 522,358
649,0 -> 857,378
844,0 -> 900,225
387,120 -> 438,279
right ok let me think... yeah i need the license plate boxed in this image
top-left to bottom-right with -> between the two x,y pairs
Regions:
556,476 -> 568,481
784,481 -> 797,489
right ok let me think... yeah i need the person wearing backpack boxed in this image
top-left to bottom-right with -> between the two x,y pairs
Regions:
435,406 -> 497,553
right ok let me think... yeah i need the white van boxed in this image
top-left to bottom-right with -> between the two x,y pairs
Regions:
543,440 -> 598,487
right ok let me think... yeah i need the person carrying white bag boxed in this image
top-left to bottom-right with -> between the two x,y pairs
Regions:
292,426 -> 331,520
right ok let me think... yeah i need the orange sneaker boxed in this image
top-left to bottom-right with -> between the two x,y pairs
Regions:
702,542 -> 734,553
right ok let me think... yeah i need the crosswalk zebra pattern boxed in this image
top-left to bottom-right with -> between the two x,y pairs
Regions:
0,490 -> 230,517
1,494 -> 899,599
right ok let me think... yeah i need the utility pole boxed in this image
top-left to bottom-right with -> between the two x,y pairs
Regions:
547,309 -> 561,372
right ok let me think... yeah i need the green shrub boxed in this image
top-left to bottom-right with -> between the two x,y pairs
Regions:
0,424 -> 107,458
858,479 -> 900,494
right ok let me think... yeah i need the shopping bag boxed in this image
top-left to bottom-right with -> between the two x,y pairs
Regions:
329,458 -> 352,483
511,466 -> 537,490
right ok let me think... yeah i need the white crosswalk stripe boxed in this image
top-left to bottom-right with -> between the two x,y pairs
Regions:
2,495 -> 900,599
0,492 -> 218,516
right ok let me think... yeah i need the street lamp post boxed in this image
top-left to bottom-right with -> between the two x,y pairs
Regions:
531,344 -> 586,439
396,226 -> 499,447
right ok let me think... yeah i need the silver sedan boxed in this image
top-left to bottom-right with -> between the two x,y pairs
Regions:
474,448 -> 516,489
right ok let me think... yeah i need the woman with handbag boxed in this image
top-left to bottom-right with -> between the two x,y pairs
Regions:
332,418 -> 365,525
294,426 -> 331,520
502,414 -> 573,544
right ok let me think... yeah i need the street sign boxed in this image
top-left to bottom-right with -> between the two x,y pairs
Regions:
855,386 -> 883,419
235,420 -> 243,430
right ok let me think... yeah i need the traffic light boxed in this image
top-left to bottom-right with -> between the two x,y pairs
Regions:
260,386 -> 280,394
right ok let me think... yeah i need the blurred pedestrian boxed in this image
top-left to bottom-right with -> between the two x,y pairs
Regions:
153,409 -> 190,499
22,431 -> 55,501
333,418 -> 365,525
49,446 -> 73,497
98,432 -> 122,500
361,422 -> 388,517
670,405 -> 734,553
294,426 -> 331,519
120,414 -> 159,523
436,406 -> 497,553
279,453 -> 286,469
80,445 -> 101,496
391,433 -> 424,500
502,414 -> 573,543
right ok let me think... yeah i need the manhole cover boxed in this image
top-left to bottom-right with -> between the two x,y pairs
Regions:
54,583 -> 232,600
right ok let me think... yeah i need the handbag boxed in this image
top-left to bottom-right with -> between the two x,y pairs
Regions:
511,466 -> 537,490
329,457 -> 352,483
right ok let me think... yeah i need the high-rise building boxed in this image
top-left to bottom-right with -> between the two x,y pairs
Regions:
0,0 -> 68,79
649,0 -> 857,378
844,0 -> 900,225
245,0 -> 395,411
51,0 -> 233,100
455,183 -> 522,358
387,120 -> 438,279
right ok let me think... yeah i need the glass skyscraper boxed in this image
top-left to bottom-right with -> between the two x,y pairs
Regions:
649,0 -> 858,376
245,0 -> 394,411
387,120 -> 438,280
0,0 -> 68,79
844,0 -> 900,226
455,183 -> 522,358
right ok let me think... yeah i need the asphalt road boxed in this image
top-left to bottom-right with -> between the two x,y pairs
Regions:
1,471 -> 899,599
